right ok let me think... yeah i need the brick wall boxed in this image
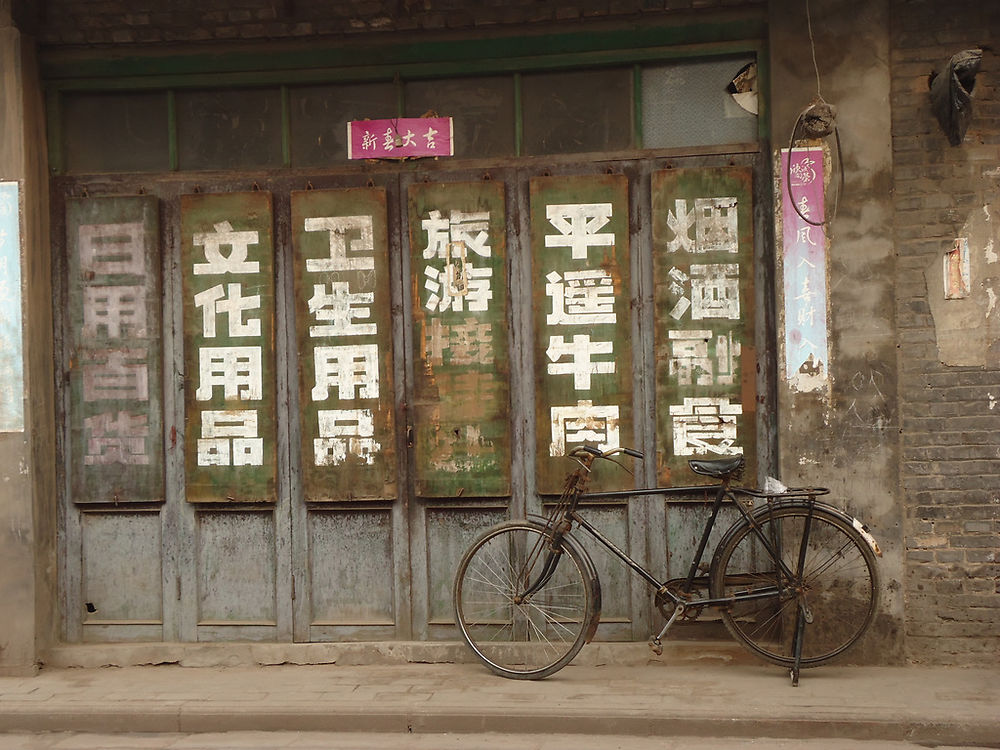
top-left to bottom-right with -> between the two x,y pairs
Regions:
35,0 -> 764,46
891,0 -> 1000,664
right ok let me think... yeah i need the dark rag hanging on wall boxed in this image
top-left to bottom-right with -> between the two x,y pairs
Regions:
929,48 -> 982,146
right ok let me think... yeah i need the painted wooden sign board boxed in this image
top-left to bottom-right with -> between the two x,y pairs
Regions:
291,188 -> 397,501
652,167 -> 756,485
530,174 -> 633,495
181,192 -> 277,503
348,118 -> 454,160
0,182 -> 23,432
66,195 -> 165,503
408,180 -> 511,497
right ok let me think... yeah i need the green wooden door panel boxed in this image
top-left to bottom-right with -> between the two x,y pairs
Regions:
530,174 -> 633,495
407,180 -> 511,497
66,195 -> 165,503
181,192 -> 277,503
651,167 -> 756,485
291,188 -> 397,501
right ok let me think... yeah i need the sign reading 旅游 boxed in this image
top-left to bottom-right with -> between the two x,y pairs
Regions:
348,118 -> 454,160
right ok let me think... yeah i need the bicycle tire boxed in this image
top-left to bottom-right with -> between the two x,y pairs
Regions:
453,520 -> 597,680
709,502 -> 879,668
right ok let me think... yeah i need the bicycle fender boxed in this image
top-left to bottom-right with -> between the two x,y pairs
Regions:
711,499 -> 883,574
525,514 -> 603,642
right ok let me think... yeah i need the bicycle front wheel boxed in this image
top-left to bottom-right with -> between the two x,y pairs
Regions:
453,520 -> 597,680
710,503 -> 879,668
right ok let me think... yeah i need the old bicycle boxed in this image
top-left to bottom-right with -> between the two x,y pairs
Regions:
453,446 -> 881,684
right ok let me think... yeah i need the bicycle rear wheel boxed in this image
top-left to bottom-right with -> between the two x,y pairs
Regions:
710,503 -> 879,668
453,520 -> 597,680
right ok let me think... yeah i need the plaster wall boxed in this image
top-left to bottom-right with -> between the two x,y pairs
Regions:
769,0 -> 904,662
0,11 -> 55,675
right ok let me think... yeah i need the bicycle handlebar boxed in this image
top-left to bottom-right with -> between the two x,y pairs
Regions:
571,446 -> 644,461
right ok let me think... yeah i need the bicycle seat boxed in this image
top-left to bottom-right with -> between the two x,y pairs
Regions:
688,456 -> 745,478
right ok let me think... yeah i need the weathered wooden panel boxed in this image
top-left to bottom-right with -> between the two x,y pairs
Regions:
66,196 -> 164,504
570,504 -> 632,625
425,506 -> 507,624
181,192 -> 277,503
81,512 -> 162,623
530,174 -> 633,494
197,511 -> 276,623
308,509 -> 394,625
291,189 -> 396,501
664,503 -> 743,580
408,181 -> 511,497
651,167 -> 756,485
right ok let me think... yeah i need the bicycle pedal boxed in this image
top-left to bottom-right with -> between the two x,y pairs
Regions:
648,637 -> 663,656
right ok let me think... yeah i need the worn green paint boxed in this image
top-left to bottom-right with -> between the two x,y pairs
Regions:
66,195 -> 164,504
530,174 -> 633,495
40,15 -> 766,88
651,167 -> 756,486
290,188 -> 396,501
181,192 -> 277,503
408,181 -> 510,497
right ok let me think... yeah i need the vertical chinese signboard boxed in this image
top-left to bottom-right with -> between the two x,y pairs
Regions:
67,196 -> 164,503
780,147 -> 829,394
291,188 -> 396,501
652,167 -> 755,484
181,193 -> 276,503
531,174 -> 632,495
0,182 -> 22,432
408,181 -> 510,497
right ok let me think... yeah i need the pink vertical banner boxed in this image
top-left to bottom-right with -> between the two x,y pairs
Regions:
781,147 -> 828,391
347,117 -> 454,160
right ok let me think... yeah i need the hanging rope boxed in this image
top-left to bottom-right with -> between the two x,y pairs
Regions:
784,0 -> 844,237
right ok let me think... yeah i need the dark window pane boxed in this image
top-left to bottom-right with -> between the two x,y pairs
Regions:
176,89 -> 283,170
289,82 -> 397,166
404,76 -> 515,158
63,92 -> 169,174
642,56 -> 758,149
522,68 -> 632,155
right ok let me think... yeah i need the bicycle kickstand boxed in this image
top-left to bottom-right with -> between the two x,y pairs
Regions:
649,603 -> 686,656
789,599 -> 812,687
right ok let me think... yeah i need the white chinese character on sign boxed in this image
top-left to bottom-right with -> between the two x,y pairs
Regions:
82,349 -> 149,402
83,285 -> 147,339
314,409 -> 381,466
197,409 -> 263,467
715,331 -> 740,385
695,197 -> 738,253
690,264 -> 740,320
666,199 -> 695,252
424,126 -> 438,149
546,334 -> 615,390
303,216 -> 375,272
361,130 -> 377,151
422,210 -> 493,313
796,225 -> 818,247
667,330 -> 741,386
192,221 -> 260,276
545,203 -> 614,260
83,411 -> 149,465
193,283 -> 261,338
308,282 -> 376,338
424,318 -> 493,366
789,156 -> 817,185
195,346 -> 263,401
668,330 -> 714,386
795,275 -> 817,327
79,222 -> 146,276
549,400 -> 620,457
424,245 -> 493,313
546,270 -> 616,325
669,397 -> 742,456
312,344 -> 380,401
383,128 -> 396,151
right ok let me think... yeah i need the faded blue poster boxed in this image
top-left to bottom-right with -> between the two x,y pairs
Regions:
0,181 -> 22,431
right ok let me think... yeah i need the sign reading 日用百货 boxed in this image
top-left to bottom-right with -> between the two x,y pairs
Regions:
348,118 -> 454,160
